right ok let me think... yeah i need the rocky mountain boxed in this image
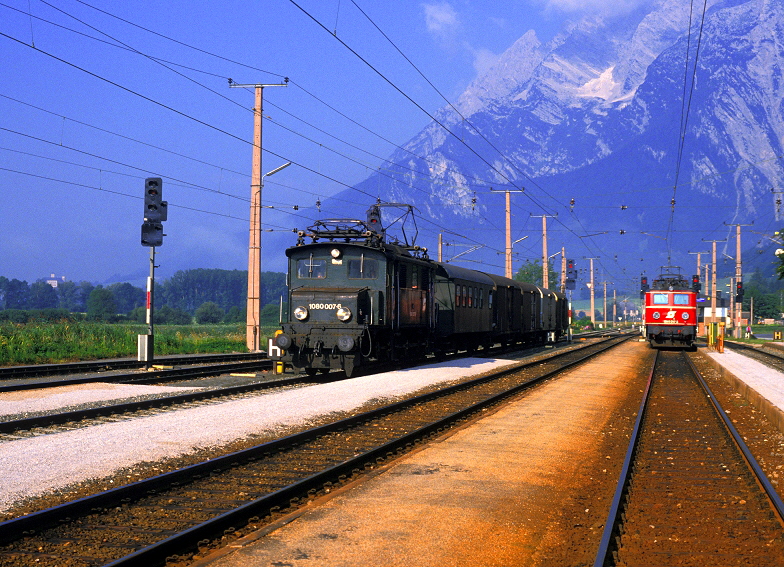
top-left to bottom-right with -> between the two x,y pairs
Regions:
332,0 -> 784,286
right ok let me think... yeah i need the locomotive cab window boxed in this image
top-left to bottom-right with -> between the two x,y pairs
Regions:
297,256 -> 327,279
652,293 -> 669,305
348,256 -> 378,279
673,293 -> 690,305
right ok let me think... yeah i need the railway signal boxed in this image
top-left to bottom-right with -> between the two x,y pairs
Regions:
140,222 -> 164,247
141,177 -> 167,248
640,275 -> 649,299
691,274 -> 701,293
565,258 -> 576,290
367,204 -> 382,234
735,280 -> 744,302
143,177 -> 167,223
139,177 -> 168,368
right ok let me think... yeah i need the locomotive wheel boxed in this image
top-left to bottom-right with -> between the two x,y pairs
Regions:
305,368 -> 319,377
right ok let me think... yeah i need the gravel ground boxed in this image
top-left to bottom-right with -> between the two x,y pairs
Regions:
0,383 -> 205,417
0,357 -> 520,516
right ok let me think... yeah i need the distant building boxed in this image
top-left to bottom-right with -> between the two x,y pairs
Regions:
45,273 -> 66,288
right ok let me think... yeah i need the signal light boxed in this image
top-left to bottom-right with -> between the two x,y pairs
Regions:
691,274 -> 701,293
367,205 -> 382,234
141,178 -> 167,247
144,177 -> 167,222
640,276 -> 649,299
736,280 -> 744,302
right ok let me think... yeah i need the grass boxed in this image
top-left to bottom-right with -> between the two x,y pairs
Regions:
0,321 -> 279,366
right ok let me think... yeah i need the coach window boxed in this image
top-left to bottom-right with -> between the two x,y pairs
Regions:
297,255 -> 327,279
468,287 -> 473,308
348,256 -> 378,279
673,294 -> 690,305
455,286 -> 461,308
488,290 -> 493,309
652,293 -> 669,305
479,289 -> 483,309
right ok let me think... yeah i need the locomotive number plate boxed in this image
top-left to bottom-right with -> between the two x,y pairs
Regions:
309,303 -> 342,310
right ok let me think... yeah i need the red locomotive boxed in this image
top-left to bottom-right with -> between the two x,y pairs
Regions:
641,268 -> 698,349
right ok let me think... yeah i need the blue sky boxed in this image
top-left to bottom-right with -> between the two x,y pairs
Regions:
0,0 -> 641,285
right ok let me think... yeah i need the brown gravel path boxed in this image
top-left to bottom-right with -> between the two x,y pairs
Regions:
195,340 -> 653,567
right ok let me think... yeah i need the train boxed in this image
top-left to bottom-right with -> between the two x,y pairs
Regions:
641,267 -> 698,349
273,204 -> 570,377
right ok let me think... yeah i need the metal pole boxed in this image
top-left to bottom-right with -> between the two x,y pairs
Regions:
144,246 -> 155,369
560,247 -> 566,294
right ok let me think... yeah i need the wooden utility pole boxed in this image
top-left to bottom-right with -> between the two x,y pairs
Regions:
230,80 -> 288,351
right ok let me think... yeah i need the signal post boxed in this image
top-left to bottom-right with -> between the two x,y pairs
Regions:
139,177 -> 167,368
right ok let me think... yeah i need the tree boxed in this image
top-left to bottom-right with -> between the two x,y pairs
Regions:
195,302 -> 224,324
57,281 -> 94,312
224,305 -> 244,323
260,302 -> 286,325
108,282 -> 145,314
28,282 -> 58,309
86,286 -> 116,320
3,279 -> 29,310
156,305 -> 192,325
514,260 -> 557,288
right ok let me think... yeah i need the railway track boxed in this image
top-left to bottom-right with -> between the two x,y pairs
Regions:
0,352 -> 268,380
0,373 -> 339,440
594,350 -> 784,566
0,359 -> 273,393
0,334 -> 631,567
1,334 -> 625,438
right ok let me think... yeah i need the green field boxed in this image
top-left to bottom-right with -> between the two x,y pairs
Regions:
0,321 -> 279,366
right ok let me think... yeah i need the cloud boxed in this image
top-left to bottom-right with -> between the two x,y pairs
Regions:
423,2 -> 460,39
539,0 -> 648,16
471,47 -> 500,76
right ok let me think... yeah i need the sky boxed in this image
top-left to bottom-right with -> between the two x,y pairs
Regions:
0,0 -> 652,286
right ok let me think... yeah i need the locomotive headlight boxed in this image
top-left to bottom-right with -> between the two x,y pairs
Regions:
682,312 -> 690,320
293,306 -> 309,321
652,312 -> 661,320
331,248 -> 342,259
336,306 -> 352,322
